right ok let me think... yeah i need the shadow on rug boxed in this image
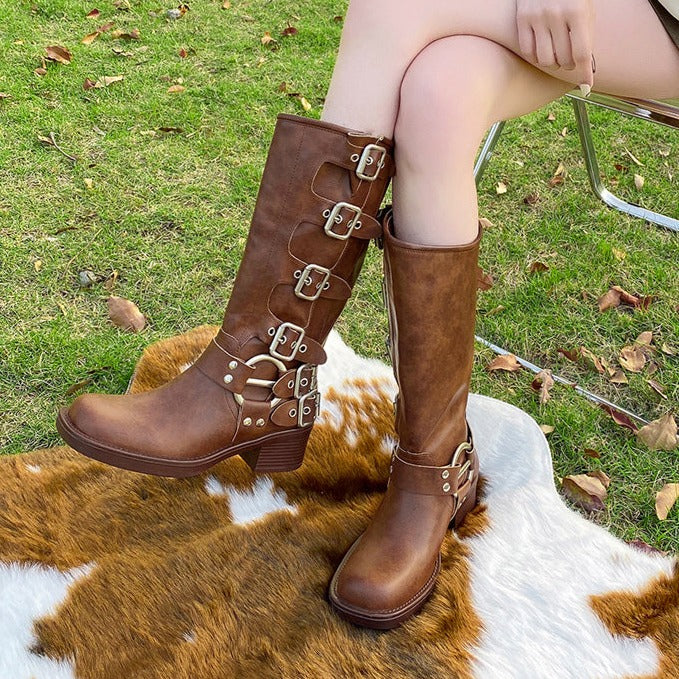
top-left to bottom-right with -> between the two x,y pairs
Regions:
0,326 -> 677,679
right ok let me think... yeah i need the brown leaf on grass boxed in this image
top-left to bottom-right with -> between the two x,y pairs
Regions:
636,412 -> 678,451
282,23 -> 298,36
661,342 -> 677,356
108,296 -> 146,332
178,3 -> 190,15
647,379 -> 667,399
608,369 -> 628,384
581,347 -> 605,374
561,474 -> 607,512
167,84 -> 186,93
261,31 -> 276,45
178,47 -> 188,58
548,161 -> 566,187
597,284 -> 657,312
221,0 -> 231,8
112,28 -> 140,40
547,112 -> 556,121
598,403 -> 639,433
277,81 -> 288,92
0,93 -> 10,100
539,424 -> 555,434
634,173 -> 645,189
529,260 -> 548,274
655,484 -> 679,520
93,75 -> 124,88
557,347 -> 581,362
479,216 -> 494,229
477,267 -> 494,291
619,345 -> 646,373
486,354 -> 523,372
587,469 -> 611,489
583,448 -> 601,459
299,96 -> 311,111
86,8 -> 101,17
523,192 -> 540,206
495,181 -> 507,194
531,369 -> 554,404
82,31 -> 100,45
333,14 -> 343,22
636,330 -> 653,346
34,66 -> 48,76
46,45 -> 72,64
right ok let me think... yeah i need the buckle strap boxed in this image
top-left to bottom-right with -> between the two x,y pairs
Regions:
270,390 -> 321,428
281,257 -> 352,302
388,432 -> 476,497
272,364 -> 318,399
193,333 -> 256,393
318,200 -> 382,241
259,319 -> 327,365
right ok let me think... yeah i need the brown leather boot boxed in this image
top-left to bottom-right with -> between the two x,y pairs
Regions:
56,114 -> 394,477
328,206 -> 483,629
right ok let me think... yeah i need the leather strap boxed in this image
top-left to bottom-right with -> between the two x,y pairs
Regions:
389,430 -> 476,498
272,365 -> 317,399
279,255 -> 352,302
309,194 -> 383,241
270,391 -> 320,427
193,335 -> 256,393
257,317 -> 327,365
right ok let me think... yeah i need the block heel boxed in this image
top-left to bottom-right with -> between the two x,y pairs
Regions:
240,427 -> 311,473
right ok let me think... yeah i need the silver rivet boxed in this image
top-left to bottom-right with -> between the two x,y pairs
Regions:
243,417 -> 252,426
228,360 -> 238,370
223,374 -> 233,384
256,418 -> 265,427
442,470 -> 450,480
443,482 -> 451,492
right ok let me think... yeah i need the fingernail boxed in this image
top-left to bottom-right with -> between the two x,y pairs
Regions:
579,83 -> 591,97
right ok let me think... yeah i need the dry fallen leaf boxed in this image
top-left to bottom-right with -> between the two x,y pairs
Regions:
82,31 -> 100,45
636,412 -> 678,451
495,181 -> 507,195
562,474 -> 607,512
261,31 -> 275,45
583,448 -> 601,459
167,84 -> 186,93
479,216 -> 494,229
547,112 -> 556,121
46,45 -> 72,64
93,75 -> 124,88
619,345 -> 646,373
107,296 -> 146,332
222,0 -> 231,7
647,379 -> 667,399
627,539 -> 666,556
655,484 -> 679,520
634,173 -> 645,189
476,267 -> 494,291
548,161 -> 566,187
111,28 -> 140,40
661,342 -> 676,356
282,23 -> 298,36
599,403 -> 639,433
83,178 -> 94,189
539,424 -> 555,434
86,8 -> 101,17
486,353 -> 522,372
531,369 -> 554,404
299,96 -> 311,111
586,469 -> 611,489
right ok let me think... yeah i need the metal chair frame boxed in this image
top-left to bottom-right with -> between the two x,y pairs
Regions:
474,90 -> 679,232
472,89 -> 678,423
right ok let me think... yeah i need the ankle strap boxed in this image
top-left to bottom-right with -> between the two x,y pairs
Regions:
388,428 -> 477,500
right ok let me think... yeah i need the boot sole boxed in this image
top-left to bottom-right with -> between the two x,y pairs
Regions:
56,407 -> 311,478
328,481 -> 479,630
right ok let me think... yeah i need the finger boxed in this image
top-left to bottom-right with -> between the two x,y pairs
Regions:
549,22 -> 575,70
568,17 -> 594,86
533,24 -> 558,67
517,20 -> 537,63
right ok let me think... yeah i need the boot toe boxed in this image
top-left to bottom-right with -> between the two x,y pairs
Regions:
66,393 -> 124,445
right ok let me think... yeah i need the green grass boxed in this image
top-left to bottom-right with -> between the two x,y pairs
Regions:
1,0 -> 677,550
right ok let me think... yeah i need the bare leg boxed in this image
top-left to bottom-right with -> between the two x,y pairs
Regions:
392,36 -> 573,244
322,0 -> 679,138
322,0 -> 679,244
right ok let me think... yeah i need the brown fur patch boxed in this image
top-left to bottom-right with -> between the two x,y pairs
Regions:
1,327 -> 486,678
591,562 -> 679,679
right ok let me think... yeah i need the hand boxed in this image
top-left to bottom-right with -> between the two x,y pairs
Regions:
516,0 -> 595,94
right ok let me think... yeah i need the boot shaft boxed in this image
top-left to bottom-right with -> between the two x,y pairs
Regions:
382,208 -> 483,464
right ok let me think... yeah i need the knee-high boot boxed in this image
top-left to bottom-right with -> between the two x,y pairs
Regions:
329,206 -> 483,629
57,114 -> 394,477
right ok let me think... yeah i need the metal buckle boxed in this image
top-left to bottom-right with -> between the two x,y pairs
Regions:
269,322 -> 306,361
450,440 -> 474,486
294,263 -> 332,301
355,143 -> 387,181
233,354 -> 287,407
294,364 -> 318,398
323,201 -> 362,241
298,390 -> 320,427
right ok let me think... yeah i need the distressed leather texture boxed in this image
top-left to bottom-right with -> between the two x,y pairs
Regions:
330,208 -> 482,623
63,114 -> 394,463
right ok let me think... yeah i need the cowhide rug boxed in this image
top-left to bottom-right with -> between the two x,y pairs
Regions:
1,326 -> 677,679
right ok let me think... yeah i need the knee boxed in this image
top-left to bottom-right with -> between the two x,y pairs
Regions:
395,35 -> 503,145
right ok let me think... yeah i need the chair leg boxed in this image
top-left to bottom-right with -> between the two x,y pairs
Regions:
572,98 -> 679,233
474,120 -> 506,186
